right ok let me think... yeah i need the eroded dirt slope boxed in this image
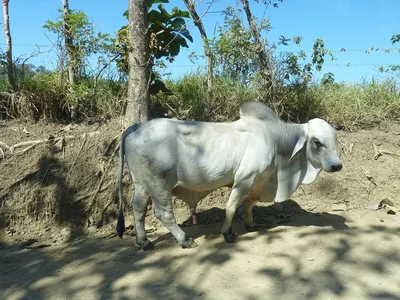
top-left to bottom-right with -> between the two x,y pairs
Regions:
1,120 -> 400,299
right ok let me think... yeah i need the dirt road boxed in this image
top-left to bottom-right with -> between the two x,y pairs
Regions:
1,208 -> 400,300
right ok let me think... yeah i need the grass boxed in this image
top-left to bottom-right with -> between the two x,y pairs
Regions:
1,72 -> 399,130
0,73 -> 125,121
154,74 -> 400,130
309,79 -> 400,129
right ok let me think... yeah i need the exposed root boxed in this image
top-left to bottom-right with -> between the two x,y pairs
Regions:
373,143 -> 400,160
74,180 -> 114,202
87,143 -> 120,212
373,144 -> 382,160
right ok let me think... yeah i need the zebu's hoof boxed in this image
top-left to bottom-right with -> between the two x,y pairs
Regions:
244,223 -> 257,232
180,237 -> 198,249
223,232 -> 237,243
137,239 -> 154,251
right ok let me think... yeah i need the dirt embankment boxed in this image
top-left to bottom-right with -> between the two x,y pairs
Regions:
0,119 -> 400,244
1,120 -> 400,299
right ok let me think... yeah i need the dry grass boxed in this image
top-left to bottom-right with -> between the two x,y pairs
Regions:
154,74 -> 400,130
1,73 -> 399,130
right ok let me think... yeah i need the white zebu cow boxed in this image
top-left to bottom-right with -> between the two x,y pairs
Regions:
117,102 -> 342,250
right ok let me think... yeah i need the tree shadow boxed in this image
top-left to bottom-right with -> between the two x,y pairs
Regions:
29,154 -> 86,239
1,208 -> 399,299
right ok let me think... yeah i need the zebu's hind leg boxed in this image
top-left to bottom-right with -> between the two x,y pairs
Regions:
148,183 -> 198,249
132,181 -> 153,250
243,200 -> 256,231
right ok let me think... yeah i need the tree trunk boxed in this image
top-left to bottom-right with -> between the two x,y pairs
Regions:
125,0 -> 151,124
2,0 -> 17,92
58,42 -> 65,84
183,0 -> 213,118
62,0 -> 74,87
62,0 -> 77,119
241,0 -> 273,89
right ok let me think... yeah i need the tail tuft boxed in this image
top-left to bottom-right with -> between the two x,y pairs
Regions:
116,208 -> 125,238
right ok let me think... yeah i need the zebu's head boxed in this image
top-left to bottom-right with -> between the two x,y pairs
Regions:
290,118 -> 342,173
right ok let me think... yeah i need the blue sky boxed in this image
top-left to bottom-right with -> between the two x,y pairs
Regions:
1,0 -> 399,83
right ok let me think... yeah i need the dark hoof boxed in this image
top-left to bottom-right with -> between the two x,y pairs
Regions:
244,223 -> 258,232
181,238 -> 198,249
223,232 -> 237,243
137,239 -> 154,251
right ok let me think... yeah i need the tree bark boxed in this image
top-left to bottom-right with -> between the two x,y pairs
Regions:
62,0 -> 79,120
241,0 -> 273,89
2,0 -> 17,92
62,0 -> 75,87
183,0 -> 213,117
125,0 -> 151,124
58,41 -> 65,84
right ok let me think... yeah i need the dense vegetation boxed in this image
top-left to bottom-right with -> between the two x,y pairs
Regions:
1,69 -> 399,130
0,0 -> 399,130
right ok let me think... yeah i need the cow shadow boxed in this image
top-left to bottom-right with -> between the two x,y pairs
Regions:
151,200 -> 348,246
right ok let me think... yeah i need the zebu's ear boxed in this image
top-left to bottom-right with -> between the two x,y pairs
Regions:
289,130 -> 308,162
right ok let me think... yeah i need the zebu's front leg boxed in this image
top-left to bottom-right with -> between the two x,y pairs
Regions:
222,176 -> 256,243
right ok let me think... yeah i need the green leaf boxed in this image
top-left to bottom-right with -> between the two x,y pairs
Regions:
292,36 -> 302,45
171,7 -> 190,18
147,0 -> 169,10
158,4 -> 172,19
178,28 -> 193,43
168,40 -> 181,56
148,10 -> 170,24
391,34 -> 400,44
170,18 -> 185,30
175,35 -> 189,48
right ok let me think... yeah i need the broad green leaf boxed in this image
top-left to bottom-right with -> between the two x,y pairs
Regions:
158,4 -> 172,19
170,18 -> 185,30
171,7 -> 190,18
148,10 -> 170,24
168,40 -> 181,56
177,28 -> 193,43
175,35 -> 189,48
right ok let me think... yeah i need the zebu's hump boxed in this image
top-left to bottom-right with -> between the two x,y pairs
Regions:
239,102 -> 278,121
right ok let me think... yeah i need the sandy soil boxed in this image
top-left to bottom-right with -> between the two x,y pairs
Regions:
1,119 -> 400,299
1,209 -> 400,300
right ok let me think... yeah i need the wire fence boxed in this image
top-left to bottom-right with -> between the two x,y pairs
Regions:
1,42 -> 399,82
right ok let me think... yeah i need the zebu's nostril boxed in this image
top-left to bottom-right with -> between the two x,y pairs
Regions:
331,164 -> 342,172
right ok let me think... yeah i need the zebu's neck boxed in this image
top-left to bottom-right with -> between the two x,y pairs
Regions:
272,121 -> 307,159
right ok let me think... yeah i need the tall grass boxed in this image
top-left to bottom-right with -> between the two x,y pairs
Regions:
153,74 -> 400,130
152,73 -> 258,121
309,79 -> 400,129
0,73 -> 125,121
1,72 -> 399,129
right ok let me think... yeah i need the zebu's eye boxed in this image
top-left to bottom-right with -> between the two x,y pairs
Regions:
313,140 -> 323,148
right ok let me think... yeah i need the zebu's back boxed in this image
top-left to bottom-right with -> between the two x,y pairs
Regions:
124,118 -> 249,191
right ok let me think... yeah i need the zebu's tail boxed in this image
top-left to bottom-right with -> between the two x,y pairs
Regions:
116,124 -> 140,238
